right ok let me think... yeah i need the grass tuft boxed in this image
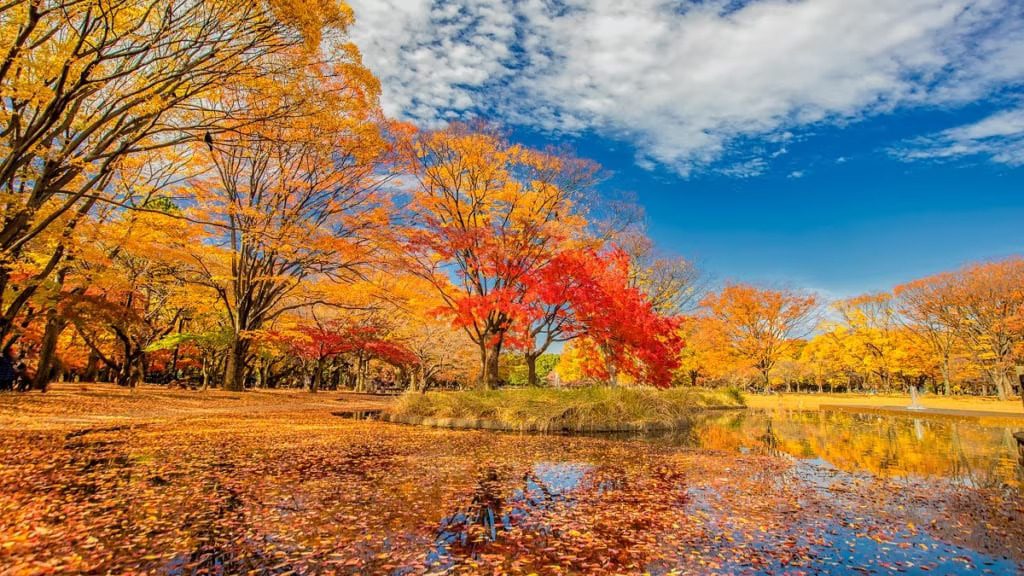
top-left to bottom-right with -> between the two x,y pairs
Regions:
389,386 -> 745,432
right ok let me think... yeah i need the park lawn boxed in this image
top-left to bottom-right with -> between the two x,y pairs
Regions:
388,386 -> 745,432
745,392 -> 1024,414
0,382 -> 392,431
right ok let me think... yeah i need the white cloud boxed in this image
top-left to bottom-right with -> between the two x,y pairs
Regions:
718,157 -> 768,178
891,105 -> 1024,165
346,0 -> 518,124
348,0 -> 1024,175
788,170 -> 806,179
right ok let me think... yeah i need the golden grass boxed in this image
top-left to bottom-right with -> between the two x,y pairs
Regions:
389,386 -> 745,432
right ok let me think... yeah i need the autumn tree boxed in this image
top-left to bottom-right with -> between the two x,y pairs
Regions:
59,207 -> 200,387
402,124 -> 597,388
0,0 -> 351,348
799,333 -> 850,393
380,274 -> 478,392
269,313 -> 414,393
946,258 -> 1024,401
551,247 -> 683,388
619,232 -> 705,315
176,45 -> 390,390
515,249 -> 595,387
700,284 -> 818,392
829,293 -> 908,392
676,315 -> 732,387
402,316 -> 478,391
894,272 -> 963,395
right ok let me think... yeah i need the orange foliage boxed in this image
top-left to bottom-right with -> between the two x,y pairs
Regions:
698,284 -> 818,391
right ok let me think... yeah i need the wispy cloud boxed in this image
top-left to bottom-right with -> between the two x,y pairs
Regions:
891,105 -> 1024,166
348,0 -> 1024,175
718,158 -> 768,178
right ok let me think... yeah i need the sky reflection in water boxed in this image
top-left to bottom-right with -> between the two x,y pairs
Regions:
422,409 -> 1023,574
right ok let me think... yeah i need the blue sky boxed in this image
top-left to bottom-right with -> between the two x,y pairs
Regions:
348,0 -> 1024,296
511,108 -> 1024,297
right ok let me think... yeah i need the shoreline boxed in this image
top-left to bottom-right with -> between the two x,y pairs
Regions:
818,403 -> 1024,422
377,404 -> 742,433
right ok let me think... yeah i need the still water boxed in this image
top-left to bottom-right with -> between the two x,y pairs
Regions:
405,408 -> 1024,575
655,408 -> 1024,489
156,407 -> 1024,574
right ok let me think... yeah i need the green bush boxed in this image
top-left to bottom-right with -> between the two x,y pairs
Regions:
503,353 -> 560,387
725,385 -> 746,405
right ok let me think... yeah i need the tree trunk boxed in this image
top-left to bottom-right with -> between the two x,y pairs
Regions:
310,359 -> 322,393
84,350 -> 99,382
482,340 -> 502,389
133,353 -> 145,388
1019,374 -> 1024,411
474,339 -> 503,390
525,353 -> 539,387
481,336 -> 505,389
417,365 -> 429,393
223,335 -> 247,391
688,369 -> 700,387
114,337 -> 134,387
32,312 -> 64,391
940,355 -> 951,395
990,369 -> 1008,400
477,343 -> 489,389
354,353 -> 367,393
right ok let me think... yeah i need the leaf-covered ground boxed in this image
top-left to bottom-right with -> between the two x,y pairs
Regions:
1,385 -> 1022,575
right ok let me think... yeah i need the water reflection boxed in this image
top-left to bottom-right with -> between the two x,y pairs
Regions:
428,462 -> 592,569
424,442 -> 1022,575
666,409 -> 1024,488
331,410 -> 383,420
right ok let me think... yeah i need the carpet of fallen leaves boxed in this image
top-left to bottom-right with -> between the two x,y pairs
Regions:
1,384 -> 1022,575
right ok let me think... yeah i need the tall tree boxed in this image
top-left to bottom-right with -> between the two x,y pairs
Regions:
895,273 -> 962,395
402,124 -> 597,388
700,284 -> 818,392
831,293 -> 903,393
621,232 -> 705,315
0,0 -> 347,347
515,249 -> 593,387
59,207 -> 197,387
546,247 -> 683,388
947,258 -> 1024,401
180,49 -> 390,390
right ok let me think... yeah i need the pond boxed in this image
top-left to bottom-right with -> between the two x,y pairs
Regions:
323,408 -> 1024,575
6,404 -> 1024,575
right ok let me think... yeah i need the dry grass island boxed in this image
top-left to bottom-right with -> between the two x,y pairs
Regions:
387,386 -> 746,432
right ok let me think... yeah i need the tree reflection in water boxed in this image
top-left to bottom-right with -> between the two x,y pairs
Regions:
681,409 -> 1024,489
429,462 -> 591,567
